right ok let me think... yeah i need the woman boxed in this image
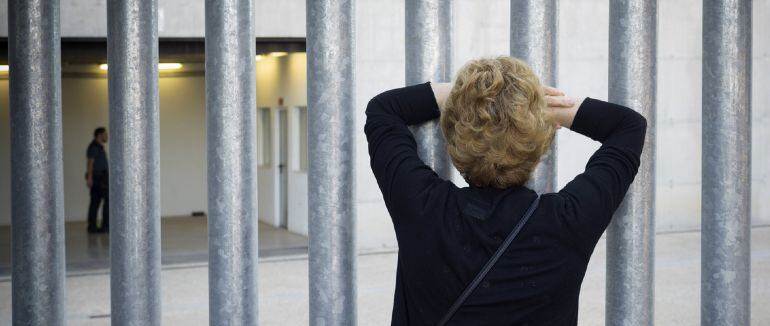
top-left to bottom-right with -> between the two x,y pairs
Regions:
364,56 -> 647,325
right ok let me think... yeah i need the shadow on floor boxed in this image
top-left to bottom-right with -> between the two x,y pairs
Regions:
0,217 -> 307,278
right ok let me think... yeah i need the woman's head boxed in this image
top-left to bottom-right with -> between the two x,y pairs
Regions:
440,56 -> 555,189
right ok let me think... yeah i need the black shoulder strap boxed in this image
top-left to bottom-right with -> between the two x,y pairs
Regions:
437,195 -> 541,326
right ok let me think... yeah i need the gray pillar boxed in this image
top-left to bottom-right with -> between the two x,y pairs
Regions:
510,0 -> 558,193
205,0 -> 259,324
405,0 -> 453,178
8,0 -> 65,324
107,0 -> 161,324
702,0 -> 752,325
307,0 -> 356,324
605,0 -> 656,325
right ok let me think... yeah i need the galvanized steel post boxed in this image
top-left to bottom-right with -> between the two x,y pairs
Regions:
8,0 -> 65,324
606,0 -> 657,325
510,0 -> 558,193
702,0 -> 752,324
107,0 -> 162,324
405,0 -> 454,178
307,0 -> 357,324
205,0 -> 259,324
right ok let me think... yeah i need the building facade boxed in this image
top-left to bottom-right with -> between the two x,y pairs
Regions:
0,0 -> 768,252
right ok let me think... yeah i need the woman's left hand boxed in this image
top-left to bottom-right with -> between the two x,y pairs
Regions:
542,86 -> 579,129
543,86 -> 574,108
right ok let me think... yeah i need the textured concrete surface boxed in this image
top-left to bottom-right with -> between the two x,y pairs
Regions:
1,226 -> 768,325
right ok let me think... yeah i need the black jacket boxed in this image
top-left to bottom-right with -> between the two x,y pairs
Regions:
364,82 -> 647,325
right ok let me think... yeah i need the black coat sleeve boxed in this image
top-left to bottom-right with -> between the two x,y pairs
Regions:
556,98 -> 648,257
363,82 -> 450,230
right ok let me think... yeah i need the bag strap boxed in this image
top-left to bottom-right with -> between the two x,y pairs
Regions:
437,195 -> 541,326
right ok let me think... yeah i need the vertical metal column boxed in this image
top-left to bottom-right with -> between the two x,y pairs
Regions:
307,0 -> 356,324
8,0 -> 65,324
205,0 -> 259,324
510,0 -> 558,193
107,0 -> 161,324
702,0 -> 752,325
606,0 -> 656,324
405,0 -> 453,178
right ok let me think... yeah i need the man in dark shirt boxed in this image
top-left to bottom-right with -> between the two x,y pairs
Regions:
86,127 -> 109,233
364,70 -> 646,323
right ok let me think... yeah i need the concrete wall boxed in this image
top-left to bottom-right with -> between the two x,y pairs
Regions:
352,0 -> 769,251
0,0 -> 306,38
1,0 -> 768,249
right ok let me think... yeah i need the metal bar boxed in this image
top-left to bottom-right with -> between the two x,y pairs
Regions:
8,0 -> 65,324
106,0 -> 161,324
510,0 -> 558,193
405,0 -> 453,178
702,0 -> 752,324
307,0 -> 357,324
606,0 -> 657,324
205,0 -> 259,324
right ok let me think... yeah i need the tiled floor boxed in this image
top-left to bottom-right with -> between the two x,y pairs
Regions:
0,217 -> 307,278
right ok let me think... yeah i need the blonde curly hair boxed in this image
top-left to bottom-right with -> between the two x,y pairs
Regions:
440,56 -> 555,189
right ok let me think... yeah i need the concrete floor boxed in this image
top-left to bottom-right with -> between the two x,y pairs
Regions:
0,217 -> 308,278
1,226 -> 768,325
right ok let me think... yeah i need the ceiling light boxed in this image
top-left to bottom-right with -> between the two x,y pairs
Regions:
158,63 -> 183,70
98,63 -> 183,71
255,55 -> 264,61
269,52 -> 288,57
0,65 -> 9,72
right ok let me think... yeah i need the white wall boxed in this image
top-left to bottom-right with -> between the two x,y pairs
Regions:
0,0 -> 306,38
157,76 -> 208,218
257,112 -> 277,226
283,54 -> 310,236
0,80 -> 9,225
287,107 -> 309,236
354,0 -> 406,251
0,75 -> 209,225
60,77 -> 109,223
256,56 -> 281,226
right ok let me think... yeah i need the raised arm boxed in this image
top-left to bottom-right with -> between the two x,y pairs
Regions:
364,82 -> 452,229
554,97 -> 648,257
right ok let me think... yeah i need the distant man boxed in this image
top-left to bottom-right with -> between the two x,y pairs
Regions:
86,127 -> 109,233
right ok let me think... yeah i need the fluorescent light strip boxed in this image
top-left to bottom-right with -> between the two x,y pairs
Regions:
99,63 -> 183,71
158,63 -> 183,70
0,65 -> 9,72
